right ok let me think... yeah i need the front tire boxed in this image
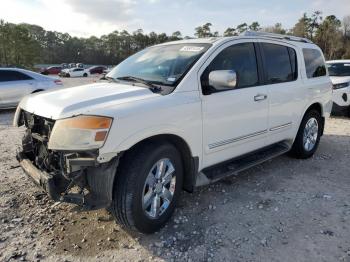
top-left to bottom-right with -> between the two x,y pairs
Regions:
111,142 -> 183,233
83,73 -> 88,77
289,110 -> 322,159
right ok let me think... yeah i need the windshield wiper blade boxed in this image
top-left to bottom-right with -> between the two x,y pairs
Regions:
116,76 -> 161,91
105,76 -> 119,82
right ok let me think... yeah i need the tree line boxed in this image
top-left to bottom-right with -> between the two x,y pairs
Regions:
0,11 -> 349,69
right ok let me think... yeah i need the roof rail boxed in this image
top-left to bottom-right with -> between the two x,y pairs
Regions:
241,31 -> 313,44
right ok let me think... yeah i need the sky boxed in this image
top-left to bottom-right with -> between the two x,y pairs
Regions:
1,0 -> 350,38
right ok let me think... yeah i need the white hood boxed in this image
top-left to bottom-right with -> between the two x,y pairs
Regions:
329,76 -> 350,85
18,82 -> 158,119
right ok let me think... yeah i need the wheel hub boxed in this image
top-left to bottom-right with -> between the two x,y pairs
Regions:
303,117 -> 319,152
142,158 -> 176,219
154,182 -> 163,194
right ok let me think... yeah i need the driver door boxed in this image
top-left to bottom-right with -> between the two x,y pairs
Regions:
200,40 -> 269,168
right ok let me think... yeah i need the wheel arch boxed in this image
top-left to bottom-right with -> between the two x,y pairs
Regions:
31,89 -> 44,93
302,102 -> 325,136
119,134 -> 199,193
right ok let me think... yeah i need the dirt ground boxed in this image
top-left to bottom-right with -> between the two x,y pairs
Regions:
1,77 -> 350,262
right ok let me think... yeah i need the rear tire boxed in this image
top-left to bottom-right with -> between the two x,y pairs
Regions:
66,73 -> 70,77
111,142 -> 183,233
83,73 -> 88,77
289,109 -> 322,159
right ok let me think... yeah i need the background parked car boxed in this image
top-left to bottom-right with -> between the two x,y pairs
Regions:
0,68 -> 62,109
326,60 -> 350,116
88,66 -> 107,74
61,63 -> 68,69
76,63 -> 85,68
59,67 -> 90,78
40,66 -> 62,75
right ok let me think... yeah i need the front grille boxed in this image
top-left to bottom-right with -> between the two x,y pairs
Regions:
21,111 -> 62,173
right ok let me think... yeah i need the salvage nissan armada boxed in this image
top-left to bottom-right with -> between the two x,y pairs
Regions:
14,32 -> 332,233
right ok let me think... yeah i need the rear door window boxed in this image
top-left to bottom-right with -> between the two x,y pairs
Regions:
303,48 -> 326,78
261,43 -> 297,84
0,70 -> 33,82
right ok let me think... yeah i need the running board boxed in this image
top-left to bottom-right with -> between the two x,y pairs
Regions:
196,142 -> 290,186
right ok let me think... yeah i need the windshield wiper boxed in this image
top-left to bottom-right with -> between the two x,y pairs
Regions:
116,76 -> 161,92
105,76 -> 119,82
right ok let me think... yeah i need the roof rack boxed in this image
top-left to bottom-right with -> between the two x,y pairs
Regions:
241,31 -> 313,44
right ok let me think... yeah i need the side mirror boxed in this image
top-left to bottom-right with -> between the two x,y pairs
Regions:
209,70 -> 237,90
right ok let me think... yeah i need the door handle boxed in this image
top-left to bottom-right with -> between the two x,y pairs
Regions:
254,94 -> 267,101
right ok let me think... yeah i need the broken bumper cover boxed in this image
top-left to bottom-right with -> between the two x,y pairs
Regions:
16,151 -> 120,209
16,151 -> 60,201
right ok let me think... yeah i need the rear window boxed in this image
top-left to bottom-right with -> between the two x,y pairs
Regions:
261,43 -> 298,84
303,49 -> 326,78
0,70 -> 33,82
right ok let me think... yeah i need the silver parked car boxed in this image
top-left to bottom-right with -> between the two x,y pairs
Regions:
0,68 -> 63,109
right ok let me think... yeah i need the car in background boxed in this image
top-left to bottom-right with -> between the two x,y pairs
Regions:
0,68 -> 62,109
59,67 -> 90,78
326,60 -> 350,116
61,63 -> 69,69
88,66 -> 107,74
76,63 -> 85,69
40,66 -> 62,75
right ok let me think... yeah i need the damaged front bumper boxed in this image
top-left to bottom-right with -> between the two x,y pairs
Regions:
16,150 -> 120,210
15,110 -> 120,209
17,151 -> 60,200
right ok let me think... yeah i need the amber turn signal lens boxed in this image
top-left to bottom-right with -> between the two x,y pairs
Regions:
95,131 -> 108,141
61,116 -> 112,129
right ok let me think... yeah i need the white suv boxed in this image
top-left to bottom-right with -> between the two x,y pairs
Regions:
14,32 -> 332,233
326,60 -> 350,116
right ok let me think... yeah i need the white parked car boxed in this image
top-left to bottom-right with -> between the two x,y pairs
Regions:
326,60 -> 350,116
59,67 -> 90,78
14,32 -> 332,233
0,68 -> 62,109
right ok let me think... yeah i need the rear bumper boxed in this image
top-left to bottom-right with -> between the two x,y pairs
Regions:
16,151 -> 60,200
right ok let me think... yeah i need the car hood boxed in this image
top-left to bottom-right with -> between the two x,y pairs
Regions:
18,82 -> 158,119
329,76 -> 350,84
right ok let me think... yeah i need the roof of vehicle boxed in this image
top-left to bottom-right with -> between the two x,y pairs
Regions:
156,31 -> 318,49
326,60 -> 350,64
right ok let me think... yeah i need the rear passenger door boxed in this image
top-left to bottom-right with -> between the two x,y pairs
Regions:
259,41 -> 303,145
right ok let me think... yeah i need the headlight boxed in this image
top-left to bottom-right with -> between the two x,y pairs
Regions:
333,82 -> 349,90
48,115 -> 113,150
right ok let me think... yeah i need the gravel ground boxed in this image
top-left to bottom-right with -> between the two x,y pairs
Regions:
1,78 -> 350,262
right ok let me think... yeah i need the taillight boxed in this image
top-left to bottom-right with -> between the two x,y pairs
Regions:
54,79 -> 63,85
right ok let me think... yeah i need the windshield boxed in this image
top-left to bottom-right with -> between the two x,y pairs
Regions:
327,63 -> 350,77
107,43 -> 211,86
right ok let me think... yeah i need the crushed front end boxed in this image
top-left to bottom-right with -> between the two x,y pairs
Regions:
16,110 -> 119,209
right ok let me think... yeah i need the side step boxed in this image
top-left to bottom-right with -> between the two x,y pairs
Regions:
197,142 -> 290,186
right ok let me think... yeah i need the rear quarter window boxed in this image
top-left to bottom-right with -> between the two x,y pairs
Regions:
303,48 -> 326,78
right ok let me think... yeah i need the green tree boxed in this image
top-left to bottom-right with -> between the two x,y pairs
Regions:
195,23 -> 214,38
224,27 -> 237,36
249,22 -> 261,31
